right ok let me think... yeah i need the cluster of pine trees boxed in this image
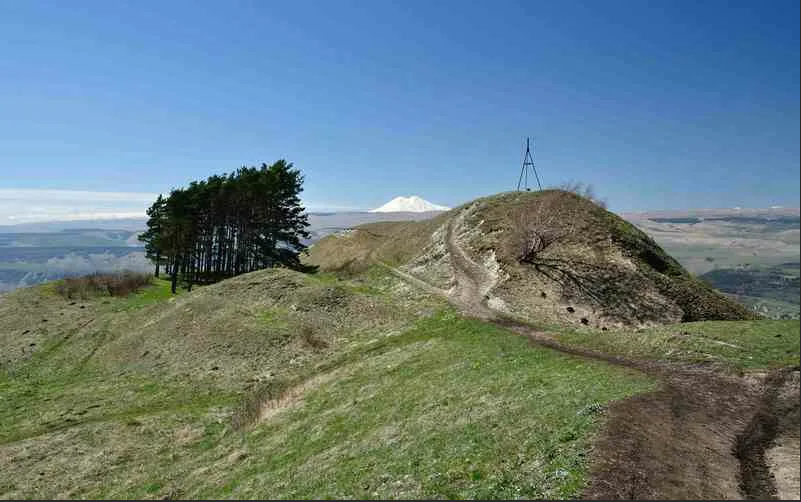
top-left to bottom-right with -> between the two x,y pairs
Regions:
138,160 -> 311,293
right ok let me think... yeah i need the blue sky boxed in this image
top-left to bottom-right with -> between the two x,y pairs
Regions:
0,0 -> 798,221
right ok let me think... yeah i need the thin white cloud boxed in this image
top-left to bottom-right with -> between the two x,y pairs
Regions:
5,211 -> 148,222
0,188 -> 158,223
303,202 -> 367,212
0,188 -> 360,224
0,189 -> 158,203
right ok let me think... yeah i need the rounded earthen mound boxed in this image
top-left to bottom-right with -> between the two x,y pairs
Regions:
307,190 -> 758,327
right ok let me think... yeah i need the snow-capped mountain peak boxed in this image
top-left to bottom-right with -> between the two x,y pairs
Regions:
369,196 -> 450,213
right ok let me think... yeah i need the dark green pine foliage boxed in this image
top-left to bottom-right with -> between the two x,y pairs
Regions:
144,160 -> 311,293
138,194 -> 167,278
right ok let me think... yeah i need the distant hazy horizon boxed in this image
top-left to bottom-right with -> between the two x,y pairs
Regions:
1,187 -> 799,227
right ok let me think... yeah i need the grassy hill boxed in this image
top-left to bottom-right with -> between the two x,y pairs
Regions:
308,190 -> 756,327
1,267 -> 797,499
1,190 -> 798,499
0,269 -> 659,499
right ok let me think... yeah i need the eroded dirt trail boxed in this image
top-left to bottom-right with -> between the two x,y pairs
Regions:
498,315 -> 799,499
745,369 -> 801,500
444,208 -> 497,319
384,206 -> 800,500
772,381 -> 801,501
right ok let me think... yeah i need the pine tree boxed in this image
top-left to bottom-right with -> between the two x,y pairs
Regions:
143,160 -> 311,293
139,194 -> 167,277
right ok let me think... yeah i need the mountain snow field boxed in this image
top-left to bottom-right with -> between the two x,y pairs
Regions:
370,195 -> 450,213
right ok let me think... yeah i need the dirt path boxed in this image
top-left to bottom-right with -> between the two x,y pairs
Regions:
382,206 -> 800,500
444,207 -> 497,319
758,370 -> 800,500
373,261 -> 448,298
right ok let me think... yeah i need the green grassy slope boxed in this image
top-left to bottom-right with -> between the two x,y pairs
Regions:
305,214 -> 450,274
0,269 -> 655,499
192,314 -> 654,500
556,320 -> 800,371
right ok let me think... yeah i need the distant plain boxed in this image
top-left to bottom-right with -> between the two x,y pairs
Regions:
1,206 -> 798,319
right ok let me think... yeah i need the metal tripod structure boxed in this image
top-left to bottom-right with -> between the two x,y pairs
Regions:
516,137 -> 542,191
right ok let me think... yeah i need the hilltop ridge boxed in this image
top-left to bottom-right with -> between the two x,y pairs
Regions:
308,190 -> 756,327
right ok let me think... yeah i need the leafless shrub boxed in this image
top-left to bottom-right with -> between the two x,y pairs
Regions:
512,196 -> 576,263
558,180 -> 608,209
55,272 -> 152,299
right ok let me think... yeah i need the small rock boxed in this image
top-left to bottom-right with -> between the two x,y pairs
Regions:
580,318 -> 589,325
540,291 -> 547,298
566,307 -> 575,313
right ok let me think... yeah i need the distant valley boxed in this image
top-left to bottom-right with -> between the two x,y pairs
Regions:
623,207 -> 800,319
1,203 -> 798,319
0,227 -> 150,292
0,211 -> 444,292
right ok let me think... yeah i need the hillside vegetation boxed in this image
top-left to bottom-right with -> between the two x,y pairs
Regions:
308,190 -> 755,328
0,268 -> 656,499
305,190 -> 797,498
1,190 -> 798,499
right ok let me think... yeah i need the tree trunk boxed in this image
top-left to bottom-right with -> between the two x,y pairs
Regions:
187,259 -> 194,292
170,259 -> 179,294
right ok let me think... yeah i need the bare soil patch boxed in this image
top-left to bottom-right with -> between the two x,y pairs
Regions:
763,370 -> 800,500
259,371 -> 339,422
584,368 -> 759,499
